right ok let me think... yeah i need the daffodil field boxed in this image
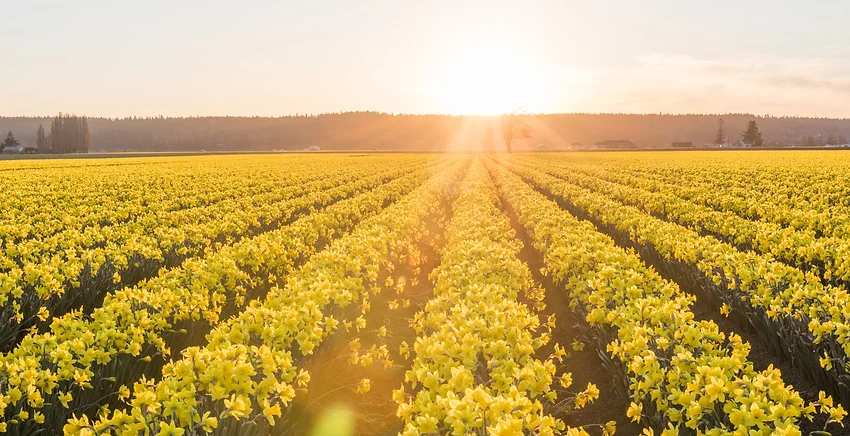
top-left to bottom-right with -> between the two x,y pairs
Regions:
3,151 -> 850,435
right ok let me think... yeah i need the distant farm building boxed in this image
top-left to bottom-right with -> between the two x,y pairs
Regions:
1,146 -> 25,154
671,141 -> 694,148
305,145 -> 321,151
720,140 -> 750,148
594,140 -> 635,149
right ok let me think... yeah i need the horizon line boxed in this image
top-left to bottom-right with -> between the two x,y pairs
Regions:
3,111 -> 850,121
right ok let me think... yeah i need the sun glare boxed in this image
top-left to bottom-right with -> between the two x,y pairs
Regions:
428,41 -> 553,115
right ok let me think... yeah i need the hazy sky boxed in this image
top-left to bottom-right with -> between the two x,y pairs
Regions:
3,1 -> 850,117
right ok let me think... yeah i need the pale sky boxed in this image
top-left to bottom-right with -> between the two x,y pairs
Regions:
3,1 -> 850,117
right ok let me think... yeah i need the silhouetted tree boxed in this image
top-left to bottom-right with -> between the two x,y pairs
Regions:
501,107 -> 530,153
714,118 -> 726,145
2,132 -> 19,148
742,120 -> 764,146
36,124 -> 48,153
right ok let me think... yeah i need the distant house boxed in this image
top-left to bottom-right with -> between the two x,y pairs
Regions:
594,139 -> 635,149
721,140 -> 749,148
305,145 -> 321,151
24,147 -> 38,154
671,141 -> 694,148
2,146 -> 25,154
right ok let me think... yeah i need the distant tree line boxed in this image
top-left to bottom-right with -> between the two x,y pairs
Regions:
1,112 -> 850,151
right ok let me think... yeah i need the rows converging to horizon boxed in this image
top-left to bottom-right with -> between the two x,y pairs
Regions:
0,152 -> 847,435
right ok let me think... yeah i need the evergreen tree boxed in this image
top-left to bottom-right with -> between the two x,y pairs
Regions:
36,124 -> 47,153
81,117 -> 90,152
2,132 -> 19,148
741,120 -> 764,146
714,118 -> 726,145
50,114 -> 63,153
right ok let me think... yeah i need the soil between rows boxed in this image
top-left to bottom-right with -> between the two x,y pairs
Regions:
500,192 -> 643,436
274,206 -> 449,436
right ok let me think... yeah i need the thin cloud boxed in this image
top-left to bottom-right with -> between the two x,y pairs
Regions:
562,54 -> 850,116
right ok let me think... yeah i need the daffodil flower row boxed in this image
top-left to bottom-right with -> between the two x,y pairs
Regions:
597,154 -> 850,238
1,160 -> 444,433
396,159 -> 593,436
542,151 -> 850,225
0,157 -> 264,245
501,156 -> 850,402
513,155 -> 850,283
542,158 -> 850,241
0,156 -> 428,338
69,158 -> 468,435
486,158 -> 841,435
0,155 -> 393,246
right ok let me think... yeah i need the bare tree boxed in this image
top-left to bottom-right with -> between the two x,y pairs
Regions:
501,107 -> 530,153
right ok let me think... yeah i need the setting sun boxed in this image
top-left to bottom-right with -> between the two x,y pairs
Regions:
425,40 -> 554,115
